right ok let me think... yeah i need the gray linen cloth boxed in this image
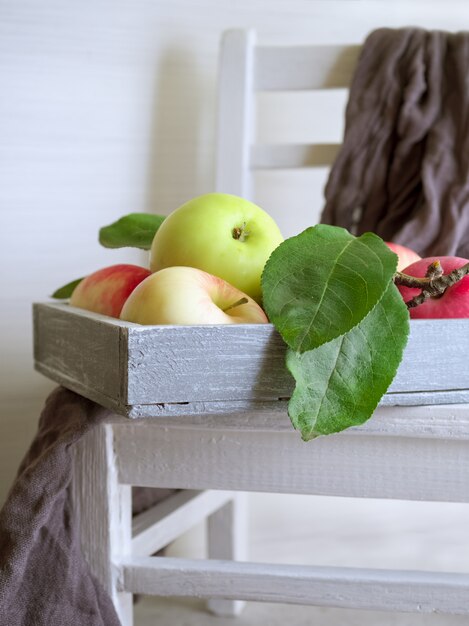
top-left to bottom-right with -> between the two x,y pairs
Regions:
321,27 -> 469,258
0,387 -> 171,625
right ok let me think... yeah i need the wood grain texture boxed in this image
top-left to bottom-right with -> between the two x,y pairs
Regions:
33,303 -> 125,404
34,303 -> 469,417
72,424 -> 133,624
125,322 -> 288,404
112,403 -> 469,440
124,390 -> 469,418
113,419 -> 469,502
120,555 -> 469,614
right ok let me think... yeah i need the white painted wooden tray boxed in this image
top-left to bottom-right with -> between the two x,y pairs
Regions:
33,302 -> 469,418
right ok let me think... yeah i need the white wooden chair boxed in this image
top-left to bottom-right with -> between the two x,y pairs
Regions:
71,29 -> 469,625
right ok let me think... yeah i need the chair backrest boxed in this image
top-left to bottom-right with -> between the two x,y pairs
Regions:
215,29 -> 360,236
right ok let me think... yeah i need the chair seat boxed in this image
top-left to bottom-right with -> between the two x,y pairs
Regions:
110,403 -> 469,503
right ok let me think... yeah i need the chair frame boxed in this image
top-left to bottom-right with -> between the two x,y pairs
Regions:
215,28 -> 360,198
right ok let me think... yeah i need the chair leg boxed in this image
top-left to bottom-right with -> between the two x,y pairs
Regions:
72,422 -> 134,625
207,492 -> 248,616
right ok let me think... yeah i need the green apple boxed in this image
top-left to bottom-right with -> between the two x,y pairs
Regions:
120,266 -> 269,325
150,193 -> 283,303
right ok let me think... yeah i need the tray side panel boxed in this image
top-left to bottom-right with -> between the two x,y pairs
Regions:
388,318 -> 469,394
126,324 -> 293,404
33,303 -> 124,404
126,319 -> 469,406
33,305 -> 469,414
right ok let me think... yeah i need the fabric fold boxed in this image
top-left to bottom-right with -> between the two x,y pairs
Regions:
321,27 -> 469,258
0,387 -> 174,625
0,387 -> 121,625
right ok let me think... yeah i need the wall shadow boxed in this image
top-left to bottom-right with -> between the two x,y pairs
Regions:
144,46 -> 215,217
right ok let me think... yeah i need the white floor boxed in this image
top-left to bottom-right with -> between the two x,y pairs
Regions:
134,493 -> 469,625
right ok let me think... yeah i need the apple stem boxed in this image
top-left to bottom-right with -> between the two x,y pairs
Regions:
393,260 -> 469,309
232,222 -> 250,243
222,297 -> 248,313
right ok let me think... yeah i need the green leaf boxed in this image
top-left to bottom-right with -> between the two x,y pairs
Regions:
261,225 -> 398,353
286,283 -> 409,441
51,277 -> 84,299
99,213 -> 165,250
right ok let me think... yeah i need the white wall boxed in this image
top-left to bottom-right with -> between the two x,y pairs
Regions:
2,0 -> 469,560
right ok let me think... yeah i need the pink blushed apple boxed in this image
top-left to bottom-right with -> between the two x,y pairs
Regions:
120,266 -> 269,325
397,256 -> 469,318
70,264 -> 151,318
385,242 -> 421,272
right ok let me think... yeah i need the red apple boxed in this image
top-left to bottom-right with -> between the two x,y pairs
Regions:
120,266 -> 269,325
385,242 -> 421,272
397,256 -> 469,318
70,264 -> 151,318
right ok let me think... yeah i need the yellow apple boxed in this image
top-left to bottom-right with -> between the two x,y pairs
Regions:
149,193 -> 283,304
120,266 -> 269,325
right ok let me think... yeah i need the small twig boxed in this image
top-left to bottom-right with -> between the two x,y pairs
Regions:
405,290 -> 431,309
393,260 -> 469,310
424,260 -> 443,280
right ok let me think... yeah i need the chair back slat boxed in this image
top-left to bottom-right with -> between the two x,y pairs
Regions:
215,30 -> 256,197
251,144 -> 341,169
215,29 -> 359,231
254,44 -> 361,91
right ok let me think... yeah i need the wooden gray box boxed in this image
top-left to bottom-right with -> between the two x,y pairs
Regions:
33,302 -> 469,418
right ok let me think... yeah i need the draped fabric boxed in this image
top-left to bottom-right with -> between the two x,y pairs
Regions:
0,387 -> 173,625
321,28 -> 469,259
